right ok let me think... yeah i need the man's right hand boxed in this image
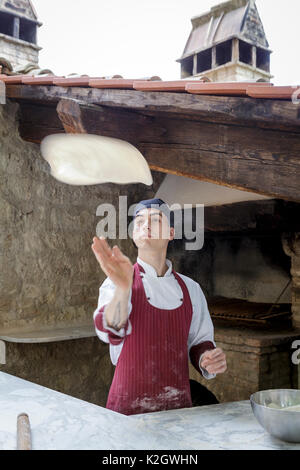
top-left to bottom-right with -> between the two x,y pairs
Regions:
91,236 -> 134,292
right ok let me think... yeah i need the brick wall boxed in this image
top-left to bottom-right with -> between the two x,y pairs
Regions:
189,326 -> 299,403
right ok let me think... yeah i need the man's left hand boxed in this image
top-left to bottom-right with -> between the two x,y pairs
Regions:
200,347 -> 227,375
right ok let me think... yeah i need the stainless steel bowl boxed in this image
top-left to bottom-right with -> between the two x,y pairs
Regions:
250,389 -> 300,443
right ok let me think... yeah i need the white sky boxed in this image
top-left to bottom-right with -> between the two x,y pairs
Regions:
33,0 -> 299,85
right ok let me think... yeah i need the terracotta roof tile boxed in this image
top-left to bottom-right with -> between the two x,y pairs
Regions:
246,85 -> 300,100
186,82 -> 273,96
22,76 -> 64,85
89,78 -> 149,89
133,79 -> 207,92
52,76 -> 106,87
0,70 -> 297,103
0,74 -> 34,83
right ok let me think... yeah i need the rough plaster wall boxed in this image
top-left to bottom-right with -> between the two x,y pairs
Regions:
0,100 -> 164,332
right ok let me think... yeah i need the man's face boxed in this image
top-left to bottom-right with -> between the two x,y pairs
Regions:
132,208 -> 174,249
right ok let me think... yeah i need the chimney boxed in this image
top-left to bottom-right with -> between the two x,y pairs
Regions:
177,0 -> 272,82
0,0 -> 42,71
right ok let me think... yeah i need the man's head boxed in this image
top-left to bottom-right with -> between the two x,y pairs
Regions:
132,198 -> 175,252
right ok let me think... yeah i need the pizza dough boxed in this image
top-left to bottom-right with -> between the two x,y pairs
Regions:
40,133 -> 153,186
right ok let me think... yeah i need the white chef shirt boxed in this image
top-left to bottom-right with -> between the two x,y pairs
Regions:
93,257 -> 216,379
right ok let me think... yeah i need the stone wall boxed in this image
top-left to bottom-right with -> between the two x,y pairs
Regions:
282,232 -> 300,329
0,35 -> 40,69
0,338 -> 114,407
0,99 -> 164,404
242,1 -> 269,49
0,100 -> 164,333
192,62 -> 271,83
189,327 -> 300,403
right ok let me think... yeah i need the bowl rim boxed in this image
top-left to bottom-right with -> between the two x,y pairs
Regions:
250,389 -> 300,412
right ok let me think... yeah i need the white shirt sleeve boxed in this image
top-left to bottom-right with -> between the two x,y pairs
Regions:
93,277 -> 133,343
187,280 -> 216,380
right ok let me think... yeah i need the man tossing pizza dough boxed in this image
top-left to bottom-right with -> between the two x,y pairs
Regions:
91,198 -> 227,415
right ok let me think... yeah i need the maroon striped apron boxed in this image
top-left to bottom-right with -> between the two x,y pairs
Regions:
106,262 -> 193,415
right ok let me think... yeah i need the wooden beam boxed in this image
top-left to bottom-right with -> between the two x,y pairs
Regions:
142,146 -> 300,203
56,98 -> 86,133
7,84 -> 300,133
18,103 -> 64,143
16,100 -> 300,202
55,98 -> 167,144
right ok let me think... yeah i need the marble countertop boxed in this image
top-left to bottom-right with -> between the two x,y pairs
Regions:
0,371 -> 299,450
132,401 -> 300,450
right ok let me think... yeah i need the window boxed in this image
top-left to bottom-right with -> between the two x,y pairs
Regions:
197,48 -> 212,73
239,40 -> 252,65
181,55 -> 193,78
0,11 -> 14,36
0,11 -> 36,43
216,40 -> 232,66
19,18 -> 36,43
256,47 -> 270,72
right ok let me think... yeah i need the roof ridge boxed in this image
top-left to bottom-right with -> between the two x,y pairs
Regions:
191,0 -> 249,28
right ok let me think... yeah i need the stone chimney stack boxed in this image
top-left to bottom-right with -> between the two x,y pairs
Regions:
0,0 -> 42,71
177,0 -> 272,82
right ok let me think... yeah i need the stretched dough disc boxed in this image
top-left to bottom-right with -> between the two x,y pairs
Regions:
40,133 -> 153,186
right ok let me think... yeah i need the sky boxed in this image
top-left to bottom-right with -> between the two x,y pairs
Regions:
32,0 -> 299,85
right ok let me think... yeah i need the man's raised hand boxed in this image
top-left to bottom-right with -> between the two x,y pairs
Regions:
91,236 -> 134,292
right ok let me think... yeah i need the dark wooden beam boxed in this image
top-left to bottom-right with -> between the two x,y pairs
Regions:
18,103 -> 64,143
7,84 -> 300,133
56,98 -> 86,133
16,99 -> 300,202
56,98 -> 167,141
